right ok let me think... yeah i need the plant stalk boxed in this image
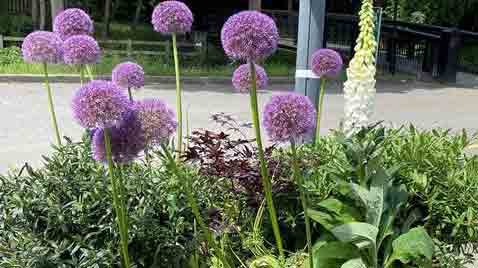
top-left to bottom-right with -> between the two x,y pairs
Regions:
128,87 -> 133,102
315,78 -> 327,146
162,145 -> 231,268
172,33 -> 183,161
291,142 -> 313,268
85,64 -> 95,80
80,64 -> 85,86
42,63 -> 62,147
104,129 -> 131,268
248,61 -> 284,261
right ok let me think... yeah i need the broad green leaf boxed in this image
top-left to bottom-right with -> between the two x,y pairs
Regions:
313,241 -> 360,268
385,227 -> 434,268
367,167 -> 387,227
249,255 -> 281,268
332,222 -> 378,248
308,199 -> 362,231
341,258 -> 367,268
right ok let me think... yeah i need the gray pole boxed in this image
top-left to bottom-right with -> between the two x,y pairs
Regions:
295,0 -> 327,104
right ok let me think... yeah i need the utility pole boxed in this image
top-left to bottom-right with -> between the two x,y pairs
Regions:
295,0 -> 327,104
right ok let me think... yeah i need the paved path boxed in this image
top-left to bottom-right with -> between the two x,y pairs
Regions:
0,79 -> 477,173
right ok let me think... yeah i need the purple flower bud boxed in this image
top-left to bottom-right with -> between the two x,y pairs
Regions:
72,80 -> 131,129
112,62 -> 145,90
63,35 -> 101,65
91,109 -> 147,163
135,98 -> 177,145
311,48 -> 343,79
263,93 -> 317,144
232,63 -> 268,93
221,11 -> 279,61
152,1 -> 193,33
21,31 -> 63,64
53,8 -> 94,40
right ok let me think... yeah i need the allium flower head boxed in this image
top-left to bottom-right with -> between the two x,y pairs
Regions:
152,1 -> 193,33
263,93 -> 317,143
63,35 -> 101,65
72,80 -> 131,129
53,8 -> 94,40
21,31 -> 63,64
232,64 -> 268,93
221,11 -> 279,61
311,48 -> 343,79
112,62 -> 145,90
92,109 -> 147,163
135,98 -> 177,145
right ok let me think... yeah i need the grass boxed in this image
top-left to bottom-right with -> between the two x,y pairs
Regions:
0,55 -> 293,77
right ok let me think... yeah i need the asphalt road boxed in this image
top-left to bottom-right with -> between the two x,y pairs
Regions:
0,79 -> 477,173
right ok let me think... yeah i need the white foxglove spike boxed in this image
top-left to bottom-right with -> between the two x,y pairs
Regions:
343,0 -> 377,134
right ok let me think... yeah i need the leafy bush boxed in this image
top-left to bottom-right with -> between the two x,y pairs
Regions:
1,125 -> 477,267
299,125 -> 478,265
0,136 -> 233,267
0,47 -> 23,66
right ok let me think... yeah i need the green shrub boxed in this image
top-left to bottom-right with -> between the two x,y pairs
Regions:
0,47 -> 23,66
299,125 -> 478,265
0,136 -> 235,267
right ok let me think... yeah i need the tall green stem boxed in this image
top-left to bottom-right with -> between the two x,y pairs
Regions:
85,64 -> 95,80
80,64 -> 85,86
127,87 -> 133,102
162,145 -> 231,268
248,61 -> 284,261
104,129 -> 131,268
315,79 -> 327,146
42,63 -> 62,147
172,33 -> 183,161
290,142 -> 313,268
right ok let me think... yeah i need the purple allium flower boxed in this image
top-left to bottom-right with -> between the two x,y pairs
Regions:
63,35 -> 101,65
53,8 -> 94,40
221,11 -> 279,61
311,48 -> 343,79
91,108 -> 147,163
21,31 -> 63,64
112,62 -> 145,90
135,98 -> 177,145
152,1 -> 193,33
232,63 -> 268,93
263,93 -> 317,144
72,80 -> 131,129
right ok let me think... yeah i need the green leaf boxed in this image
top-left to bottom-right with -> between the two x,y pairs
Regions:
386,227 -> 434,268
313,241 -> 360,268
332,222 -> 379,248
308,199 -> 362,231
249,255 -> 281,268
340,258 -> 367,268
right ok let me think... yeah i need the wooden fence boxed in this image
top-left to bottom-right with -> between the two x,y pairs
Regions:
0,35 -> 207,62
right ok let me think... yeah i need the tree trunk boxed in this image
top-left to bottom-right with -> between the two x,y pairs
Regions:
32,0 -> 39,30
132,0 -> 143,30
103,0 -> 112,38
39,0 -> 47,30
50,0 -> 65,24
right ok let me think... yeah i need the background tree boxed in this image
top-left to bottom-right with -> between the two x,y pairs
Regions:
103,0 -> 112,37
39,0 -> 47,30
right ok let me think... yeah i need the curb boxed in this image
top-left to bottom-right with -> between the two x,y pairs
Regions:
0,74 -> 295,85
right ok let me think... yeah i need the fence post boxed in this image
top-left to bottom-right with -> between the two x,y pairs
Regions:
438,28 -> 461,83
0,35 -> 3,49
